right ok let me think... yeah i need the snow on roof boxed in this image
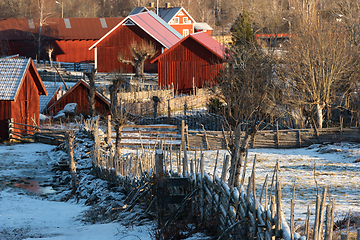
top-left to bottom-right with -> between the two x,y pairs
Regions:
194,23 -> 213,31
89,11 -> 183,50
0,58 -> 30,101
39,83 -> 63,113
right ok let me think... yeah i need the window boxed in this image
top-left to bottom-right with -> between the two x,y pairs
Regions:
183,29 -> 189,37
183,17 -> 188,24
174,17 -> 179,24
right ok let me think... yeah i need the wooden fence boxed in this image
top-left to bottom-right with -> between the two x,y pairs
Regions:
8,119 -> 66,145
82,120 -> 360,240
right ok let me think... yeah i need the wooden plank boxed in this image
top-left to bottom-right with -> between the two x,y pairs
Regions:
119,130 -> 179,135
125,125 -> 178,129
117,136 -> 181,141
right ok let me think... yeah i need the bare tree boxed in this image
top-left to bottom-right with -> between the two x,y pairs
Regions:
118,40 -> 157,78
215,42 -> 278,188
84,68 -> 97,118
279,7 -> 358,129
37,0 -> 54,62
109,74 -> 127,159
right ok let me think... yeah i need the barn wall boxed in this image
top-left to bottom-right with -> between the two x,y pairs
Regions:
53,40 -> 97,62
158,38 -> 223,93
49,83 -> 110,116
96,25 -> 162,73
3,39 -> 96,63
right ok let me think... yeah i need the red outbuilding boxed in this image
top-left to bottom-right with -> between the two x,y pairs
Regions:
47,79 -> 110,117
152,32 -> 226,93
89,11 -> 183,73
0,57 -> 47,139
0,18 -> 124,63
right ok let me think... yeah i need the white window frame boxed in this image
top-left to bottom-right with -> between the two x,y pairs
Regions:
174,17 -> 179,24
183,29 -> 189,37
183,17 -> 188,24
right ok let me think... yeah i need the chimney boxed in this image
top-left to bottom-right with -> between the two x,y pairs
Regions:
149,2 -> 155,8
165,2 -> 170,8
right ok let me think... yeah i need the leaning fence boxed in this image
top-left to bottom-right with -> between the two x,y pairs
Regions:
79,119 -> 360,240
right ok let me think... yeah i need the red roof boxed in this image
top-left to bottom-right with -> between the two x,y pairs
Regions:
89,11 -> 182,50
0,18 -> 124,40
152,32 -> 225,63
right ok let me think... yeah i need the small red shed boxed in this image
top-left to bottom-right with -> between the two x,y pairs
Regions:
152,32 -> 226,93
47,79 -> 110,117
0,57 -> 47,139
89,11 -> 183,73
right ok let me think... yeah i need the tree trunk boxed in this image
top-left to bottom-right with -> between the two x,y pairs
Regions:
115,125 -> 122,159
135,59 -> 145,77
233,130 -> 252,187
85,69 -> 96,117
316,103 -> 325,129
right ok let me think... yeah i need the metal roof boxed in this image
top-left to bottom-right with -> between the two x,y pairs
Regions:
152,32 -> 225,63
39,83 -> 62,113
129,7 -> 149,15
89,11 -> 183,50
0,17 -> 124,41
194,23 -> 213,31
0,58 -> 30,100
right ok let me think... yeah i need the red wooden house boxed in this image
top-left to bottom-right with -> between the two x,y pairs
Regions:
0,57 -> 47,139
130,4 -> 196,37
152,32 -> 226,93
89,11 -> 183,73
47,79 -> 110,117
0,18 -> 123,63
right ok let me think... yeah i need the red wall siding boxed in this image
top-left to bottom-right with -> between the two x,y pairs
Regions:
49,83 -> 110,116
96,25 -> 162,73
0,70 -> 40,139
158,38 -> 223,93
54,40 -> 96,62
3,39 -> 96,63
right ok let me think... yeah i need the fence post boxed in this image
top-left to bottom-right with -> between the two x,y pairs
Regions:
181,120 -> 185,152
8,118 -> 13,141
276,121 -> 280,149
298,129 -> 302,147
221,155 -> 229,182
168,99 -> 171,124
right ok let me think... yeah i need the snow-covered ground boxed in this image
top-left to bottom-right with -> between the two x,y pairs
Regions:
0,138 -> 359,239
0,143 -> 153,240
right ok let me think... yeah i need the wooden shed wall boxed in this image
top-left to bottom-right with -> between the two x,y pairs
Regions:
49,83 -> 110,117
54,40 -> 97,62
157,38 -> 223,92
96,25 -> 162,73
0,70 -> 40,139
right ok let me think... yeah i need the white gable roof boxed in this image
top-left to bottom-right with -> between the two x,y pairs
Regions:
0,58 -> 31,101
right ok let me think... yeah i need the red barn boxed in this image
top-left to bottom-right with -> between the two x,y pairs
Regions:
89,11 -> 183,73
152,32 -> 226,93
0,18 -> 124,63
0,57 -> 47,139
47,79 -> 110,117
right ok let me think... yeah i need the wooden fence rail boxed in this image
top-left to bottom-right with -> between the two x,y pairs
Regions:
8,119 -> 66,145
82,120 -> 359,240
